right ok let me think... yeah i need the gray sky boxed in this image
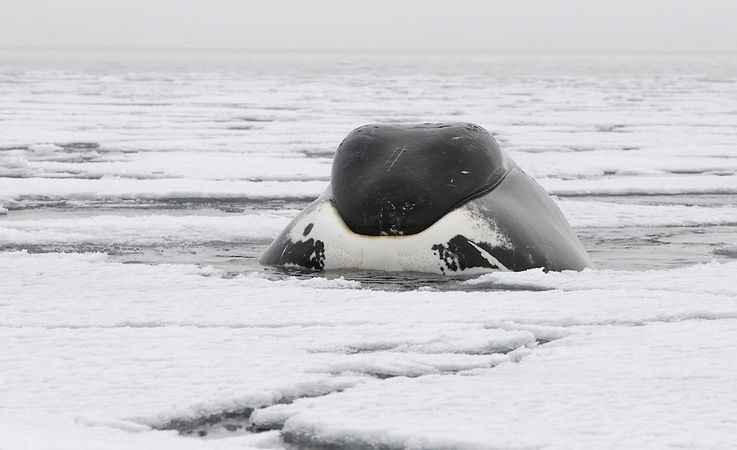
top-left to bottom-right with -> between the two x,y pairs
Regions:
2,0 -> 737,52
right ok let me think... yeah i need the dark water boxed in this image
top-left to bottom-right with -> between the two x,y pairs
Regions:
5,194 -> 737,292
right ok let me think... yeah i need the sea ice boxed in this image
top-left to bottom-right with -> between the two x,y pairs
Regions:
2,51 -> 737,448
2,252 -> 737,448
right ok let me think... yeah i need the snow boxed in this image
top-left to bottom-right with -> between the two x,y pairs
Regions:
2,53 -> 737,205
3,252 -> 737,448
539,174 -> 737,196
0,417 -> 284,450
560,199 -> 737,228
3,151 -> 332,182
278,319 -> 737,449
2,50 -> 737,448
467,262 -> 737,298
0,212 -> 294,246
0,178 -> 326,210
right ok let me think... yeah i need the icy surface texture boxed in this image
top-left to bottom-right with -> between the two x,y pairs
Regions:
2,252 -> 737,448
2,50 -> 737,448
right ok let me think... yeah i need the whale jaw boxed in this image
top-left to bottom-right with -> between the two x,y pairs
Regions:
260,168 -> 595,274
259,191 -> 512,275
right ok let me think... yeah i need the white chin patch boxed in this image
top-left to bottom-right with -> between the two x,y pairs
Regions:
287,201 -> 511,275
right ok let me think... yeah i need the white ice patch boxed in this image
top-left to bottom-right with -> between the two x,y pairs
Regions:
3,252 -> 737,448
243,271 -> 362,290
25,152 -> 332,182
0,212 -> 296,246
467,261 -> 737,297
540,174 -> 737,196
513,149 -> 737,180
559,199 -> 737,228
0,177 -> 326,210
279,319 -> 737,449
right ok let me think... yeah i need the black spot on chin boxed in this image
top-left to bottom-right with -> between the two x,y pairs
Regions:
303,223 -> 314,236
432,235 -> 500,272
279,238 -> 325,271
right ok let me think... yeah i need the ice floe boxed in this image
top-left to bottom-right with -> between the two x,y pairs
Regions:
2,252 -> 737,448
0,213 -> 295,246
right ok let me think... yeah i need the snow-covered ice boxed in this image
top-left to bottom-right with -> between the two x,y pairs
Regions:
3,252 -> 737,448
2,50 -> 737,448
0,212 -> 295,247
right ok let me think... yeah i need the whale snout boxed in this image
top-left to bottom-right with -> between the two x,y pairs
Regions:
331,122 -> 510,236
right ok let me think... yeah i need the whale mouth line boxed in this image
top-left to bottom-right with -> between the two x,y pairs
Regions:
447,167 -> 515,213
332,167 -> 515,237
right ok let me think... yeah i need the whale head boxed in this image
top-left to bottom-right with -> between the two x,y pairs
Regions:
260,122 -> 594,274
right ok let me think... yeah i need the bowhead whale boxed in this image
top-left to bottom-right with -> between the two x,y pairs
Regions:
260,123 -> 593,274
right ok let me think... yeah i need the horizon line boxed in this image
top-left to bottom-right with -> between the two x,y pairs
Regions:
1,46 -> 737,56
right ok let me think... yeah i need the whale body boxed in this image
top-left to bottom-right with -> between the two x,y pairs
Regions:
260,123 -> 594,274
